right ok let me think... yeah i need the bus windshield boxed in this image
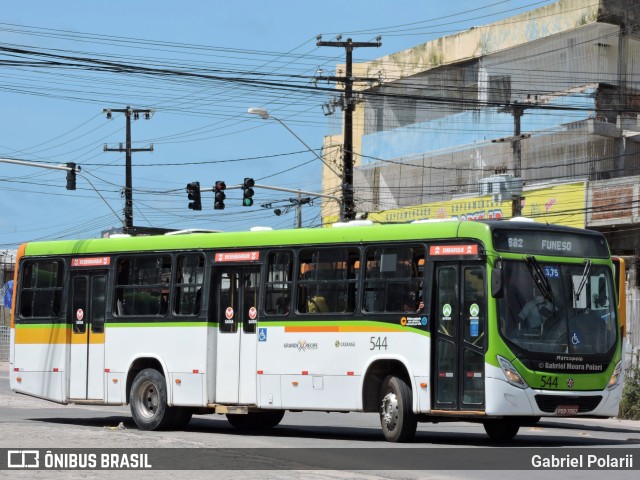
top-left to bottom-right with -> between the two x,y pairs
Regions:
498,260 -> 617,355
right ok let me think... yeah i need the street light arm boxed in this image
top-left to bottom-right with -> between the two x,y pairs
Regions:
247,108 -> 342,178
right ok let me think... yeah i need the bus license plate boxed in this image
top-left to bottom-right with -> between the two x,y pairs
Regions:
555,405 -> 579,416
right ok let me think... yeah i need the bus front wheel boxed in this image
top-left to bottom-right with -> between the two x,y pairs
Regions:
130,368 -> 173,431
483,419 -> 520,442
379,375 -> 417,442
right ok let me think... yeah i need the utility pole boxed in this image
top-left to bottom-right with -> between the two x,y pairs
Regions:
296,193 -> 303,229
316,36 -> 381,221
103,106 -> 154,233
497,99 -> 536,218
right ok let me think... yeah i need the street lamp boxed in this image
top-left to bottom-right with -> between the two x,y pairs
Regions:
247,108 -> 341,178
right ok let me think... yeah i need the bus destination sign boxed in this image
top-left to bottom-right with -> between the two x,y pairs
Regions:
429,244 -> 478,256
214,251 -> 261,263
71,257 -> 111,267
492,230 -> 608,258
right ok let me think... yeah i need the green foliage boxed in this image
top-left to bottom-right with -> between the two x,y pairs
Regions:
618,363 -> 640,420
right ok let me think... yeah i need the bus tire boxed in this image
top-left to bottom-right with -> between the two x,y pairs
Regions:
483,419 -> 520,441
226,410 -> 285,429
171,407 -> 194,430
379,375 -> 417,443
130,368 -> 173,431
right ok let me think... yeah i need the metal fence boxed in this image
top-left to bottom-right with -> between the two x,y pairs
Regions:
0,324 -> 9,362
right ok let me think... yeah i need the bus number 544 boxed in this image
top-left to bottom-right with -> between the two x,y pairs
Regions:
370,336 -> 388,350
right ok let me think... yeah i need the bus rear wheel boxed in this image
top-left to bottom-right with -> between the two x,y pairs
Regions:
483,419 -> 520,442
226,410 -> 285,429
130,368 -> 173,431
379,375 -> 417,443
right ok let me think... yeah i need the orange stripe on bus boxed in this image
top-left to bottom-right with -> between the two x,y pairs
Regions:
338,326 -> 398,333
14,327 -> 105,345
284,326 -> 340,333
284,325 -> 398,333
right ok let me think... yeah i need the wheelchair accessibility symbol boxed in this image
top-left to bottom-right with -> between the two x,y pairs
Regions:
571,332 -> 580,346
258,327 -> 267,342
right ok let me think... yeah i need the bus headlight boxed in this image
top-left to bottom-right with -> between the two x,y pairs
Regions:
606,362 -> 622,390
497,355 -> 529,389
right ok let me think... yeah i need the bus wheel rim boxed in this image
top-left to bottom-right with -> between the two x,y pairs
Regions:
136,380 -> 159,419
381,391 -> 399,431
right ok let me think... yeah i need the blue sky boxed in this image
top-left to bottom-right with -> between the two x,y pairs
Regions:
0,0 -> 559,249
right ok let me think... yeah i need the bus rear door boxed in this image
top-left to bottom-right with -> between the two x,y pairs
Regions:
68,268 -> 108,400
212,265 -> 260,405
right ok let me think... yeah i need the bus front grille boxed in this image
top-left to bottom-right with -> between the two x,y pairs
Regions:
534,395 -> 602,413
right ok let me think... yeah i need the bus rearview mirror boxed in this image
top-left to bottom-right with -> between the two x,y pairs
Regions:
491,260 -> 504,298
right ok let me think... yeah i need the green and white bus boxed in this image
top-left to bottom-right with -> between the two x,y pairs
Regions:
9,220 -> 626,442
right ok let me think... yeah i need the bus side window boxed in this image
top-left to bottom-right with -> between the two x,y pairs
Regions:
114,255 -> 171,317
19,260 -> 64,320
296,248 -> 359,314
264,251 -> 293,316
363,246 -> 424,313
173,253 -> 205,317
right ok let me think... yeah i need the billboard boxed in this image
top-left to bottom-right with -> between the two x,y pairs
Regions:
362,182 -> 586,228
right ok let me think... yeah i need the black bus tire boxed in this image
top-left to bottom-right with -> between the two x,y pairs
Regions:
171,407 -> 194,429
379,375 -> 417,443
130,368 -> 173,431
226,410 -> 285,429
483,419 -> 520,441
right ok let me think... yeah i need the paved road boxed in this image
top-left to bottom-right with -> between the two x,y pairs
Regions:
1,361 -> 639,479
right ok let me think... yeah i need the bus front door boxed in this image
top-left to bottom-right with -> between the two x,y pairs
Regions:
432,263 -> 486,411
68,270 -> 107,400
213,267 -> 260,404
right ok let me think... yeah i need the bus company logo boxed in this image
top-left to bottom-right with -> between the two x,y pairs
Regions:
335,340 -> 356,348
567,378 -> 574,388
401,316 -> 428,327
284,339 -> 318,352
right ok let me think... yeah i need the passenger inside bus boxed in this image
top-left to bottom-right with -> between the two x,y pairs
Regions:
275,295 -> 290,315
402,290 -> 424,313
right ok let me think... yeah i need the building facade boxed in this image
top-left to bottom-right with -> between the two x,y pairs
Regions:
321,0 -> 640,360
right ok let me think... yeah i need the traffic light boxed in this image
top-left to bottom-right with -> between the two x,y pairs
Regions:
186,181 -> 202,211
214,180 -> 226,210
66,162 -> 76,190
242,178 -> 255,207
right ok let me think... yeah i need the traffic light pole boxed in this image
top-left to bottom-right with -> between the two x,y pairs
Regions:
223,182 -> 340,204
0,157 -> 79,190
0,157 -> 125,225
0,157 -> 78,174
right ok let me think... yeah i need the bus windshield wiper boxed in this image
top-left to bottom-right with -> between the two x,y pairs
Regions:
524,255 -> 554,302
574,259 -> 592,302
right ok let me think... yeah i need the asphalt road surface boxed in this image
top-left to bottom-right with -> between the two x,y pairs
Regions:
1,361 -> 639,479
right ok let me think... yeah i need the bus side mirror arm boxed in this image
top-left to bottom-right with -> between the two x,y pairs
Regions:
491,259 -> 504,298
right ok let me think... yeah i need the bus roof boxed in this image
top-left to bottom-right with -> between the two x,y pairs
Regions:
20,220 -> 604,257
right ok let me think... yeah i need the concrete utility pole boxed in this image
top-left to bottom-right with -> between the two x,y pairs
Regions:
496,100 -> 535,217
103,106 -> 154,233
316,36 -> 381,221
